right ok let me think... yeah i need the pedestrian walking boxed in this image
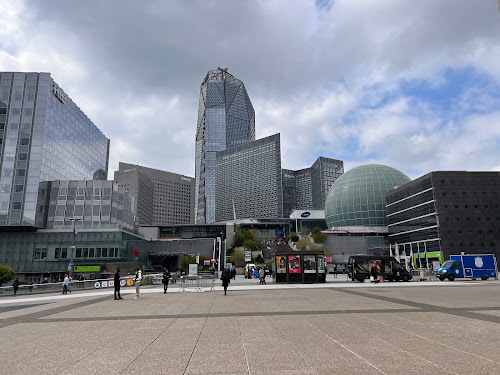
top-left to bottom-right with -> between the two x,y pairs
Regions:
134,268 -> 142,299
221,268 -> 230,295
231,268 -> 236,280
162,268 -> 170,294
13,278 -> 19,296
114,268 -> 123,300
42,278 -> 48,290
333,264 -> 338,278
253,268 -> 259,284
62,274 -> 70,294
258,268 -> 265,284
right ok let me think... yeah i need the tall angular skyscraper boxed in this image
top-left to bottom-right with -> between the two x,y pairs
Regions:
195,68 -> 255,224
0,72 -> 109,226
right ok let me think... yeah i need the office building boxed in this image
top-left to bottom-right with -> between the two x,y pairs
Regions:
282,157 -> 344,217
0,72 -> 109,226
195,68 -> 255,224
387,171 -> 500,262
215,134 -> 282,222
36,179 -> 135,230
115,162 -> 194,225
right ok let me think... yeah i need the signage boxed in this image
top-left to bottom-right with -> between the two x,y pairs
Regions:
276,256 -> 286,274
189,264 -> 198,276
204,260 -> 210,265
74,266 -> 100,272
317,255 -> 325,273
126,279 -> 134,286
244,250 -> 251,257
196,255 -> 199,264
289,255 -> 301,273
211,259 -> 216,264
101,281 -> 108,288
301,212 -> 311,218
303,255 -> 317,273
120,280 -> 126,287
108,280 -> 115,288
94,281 -> 101,289
134,248 -> 140,256
245,256 -> 251,262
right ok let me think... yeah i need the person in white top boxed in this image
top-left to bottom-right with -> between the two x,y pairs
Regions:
62,274 -> 71,294
134,268 -> 143,299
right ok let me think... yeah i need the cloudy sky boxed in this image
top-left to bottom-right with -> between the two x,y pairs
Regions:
1,0 -> 499,180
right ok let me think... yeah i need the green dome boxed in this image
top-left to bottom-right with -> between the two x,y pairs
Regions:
325,164 -> 411,228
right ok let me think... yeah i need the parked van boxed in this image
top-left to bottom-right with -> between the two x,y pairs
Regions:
348,255 -> 412,282
437,254 -> 497,281
245,263 -> 256,278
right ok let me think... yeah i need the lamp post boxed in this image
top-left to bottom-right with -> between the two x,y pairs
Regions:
69,217 -> 82,279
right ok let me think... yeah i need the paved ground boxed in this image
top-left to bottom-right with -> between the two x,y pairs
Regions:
2,276 -> 500,374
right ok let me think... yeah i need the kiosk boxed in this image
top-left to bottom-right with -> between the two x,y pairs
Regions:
275,250 -> 326,283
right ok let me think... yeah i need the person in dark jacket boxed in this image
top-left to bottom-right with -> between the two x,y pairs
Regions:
370,264 -> 378,283
231,268 -> 236,280
162,268 -> 170,294
221,268 -> 230,295
13,278 -> 20,296
114,268 -> 123,300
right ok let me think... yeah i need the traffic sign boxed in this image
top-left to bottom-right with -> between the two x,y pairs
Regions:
126,279 -> 134,286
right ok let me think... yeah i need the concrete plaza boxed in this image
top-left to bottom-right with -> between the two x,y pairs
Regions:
2,277 -> 500,374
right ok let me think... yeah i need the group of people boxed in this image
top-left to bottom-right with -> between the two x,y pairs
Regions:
250,267 -> 267,284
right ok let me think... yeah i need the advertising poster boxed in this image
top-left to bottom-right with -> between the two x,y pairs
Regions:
303,255 -> 317,273
288,255 -> 301,273
276,256 -> 287,273
317,255 -> 325,273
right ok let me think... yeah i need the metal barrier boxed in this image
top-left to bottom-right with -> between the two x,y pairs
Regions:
411,269 -> 438,281
179,275 -> 216,292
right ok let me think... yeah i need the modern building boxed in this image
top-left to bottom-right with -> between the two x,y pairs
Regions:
36,179 -> 135,231
195,68 -> 255,224
215,134 -> 283,222
289,209 -> 327,234
323,164 -> 411,264
282,157 -> 343,217
325,164 -> 411,230
0,72 -> 109,227
115,162 -> 194,226
387,171 -> 500,264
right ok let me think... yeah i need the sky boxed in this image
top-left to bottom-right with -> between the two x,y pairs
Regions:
1,0 -> 500,180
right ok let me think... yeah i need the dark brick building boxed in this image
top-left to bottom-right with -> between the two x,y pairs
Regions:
387,171 -> 500,262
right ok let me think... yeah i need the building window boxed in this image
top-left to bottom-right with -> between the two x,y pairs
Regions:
34,248 -> 47,260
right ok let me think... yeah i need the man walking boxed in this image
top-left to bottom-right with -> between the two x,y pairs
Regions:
134,267 -> 142,299
13,278 -> 19,296
114,268 -> 123,300
62,274 -> 70,294
162,268 -> 170,294
221,268 -> 230,295
258,267 -> 265,284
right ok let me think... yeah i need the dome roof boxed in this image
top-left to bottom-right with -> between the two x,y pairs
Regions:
325,164 -> 411,228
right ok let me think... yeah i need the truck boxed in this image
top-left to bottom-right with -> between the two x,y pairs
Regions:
436,254 -> 498,281
347,255 -> 412,282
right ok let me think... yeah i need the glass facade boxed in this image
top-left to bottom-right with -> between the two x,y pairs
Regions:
0,72 -> 109,226
282,157 -> 344,217
195,68 -> 255,224
36,180 -> 135,230
325,164 -> 411,228
215,134 -> 283,222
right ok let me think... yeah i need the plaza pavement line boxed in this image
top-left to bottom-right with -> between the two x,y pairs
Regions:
0,280 -> 484,305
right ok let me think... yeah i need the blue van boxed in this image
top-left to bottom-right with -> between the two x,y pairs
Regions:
436,254 -> 497,281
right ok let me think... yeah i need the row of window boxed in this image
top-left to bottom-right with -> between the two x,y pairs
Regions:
442,191 -> 497,196
448,243 -> 496,248
444,204 -> 499,209
33,247 -> 122,260
444,217 -> 499,222
447,229 -> 498,234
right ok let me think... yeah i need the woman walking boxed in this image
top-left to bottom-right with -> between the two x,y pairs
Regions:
221,268 -> 230,296
162,268 -> 170,294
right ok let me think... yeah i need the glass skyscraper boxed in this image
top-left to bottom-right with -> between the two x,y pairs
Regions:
195,68 -> 255,224
0,72 -> 109,226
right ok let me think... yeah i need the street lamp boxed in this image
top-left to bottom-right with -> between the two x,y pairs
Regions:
69,217 -> 82,278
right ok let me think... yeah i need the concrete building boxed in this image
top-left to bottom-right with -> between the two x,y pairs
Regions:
0,72 -> 109,226
387,171 -> 500,265
195,68 -> 255,224
282,157 -> 344,217
115,162 -> 194,226
215,134 -> 283,222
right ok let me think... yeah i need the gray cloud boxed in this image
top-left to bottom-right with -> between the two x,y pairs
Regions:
1,0 -> 499,180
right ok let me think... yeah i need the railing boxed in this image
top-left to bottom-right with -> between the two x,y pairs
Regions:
411,269 -> 438,281
179,275 -> 216,292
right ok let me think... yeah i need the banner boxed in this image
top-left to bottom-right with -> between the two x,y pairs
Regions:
289,255 -> 301,273
276,256 -> 287,273
303,255 -> 317,273
317,255 -> 325,273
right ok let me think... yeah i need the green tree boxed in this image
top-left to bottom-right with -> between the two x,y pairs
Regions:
311,227 -> 327,243
230,248 -> 245,267
181,255 -> 212,271
255,254 -> 264,264
232,227 -> 261,252
0,264 -> 15,286
295,238 -> 333,256
288,232 -> 299,242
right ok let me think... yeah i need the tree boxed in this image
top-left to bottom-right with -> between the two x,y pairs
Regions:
181,255 -> 211,271
311,227 -> 327,243
0,264 -> 15,286
288,232 -> 299,242
230,248 -> 245,267
231,227 -> 261,252
255,254 -> 264,264
295,238 -> 333,255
